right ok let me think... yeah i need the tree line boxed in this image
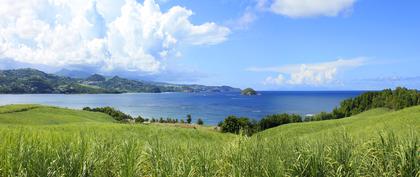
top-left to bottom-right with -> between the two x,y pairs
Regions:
218,113 -> 303,136
148,114 -> 204,125
306,87 -> 420,121
83,107 -> 204,125
219,87 -> 420,135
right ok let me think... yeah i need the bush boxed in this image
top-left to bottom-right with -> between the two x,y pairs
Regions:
186,114 -> 192,124
258,113 -> 302,131
219,116 -> 256,135
83,106 -> 133,121
309,112 -> 335,121
197,118 -> 204,125
135,116 -> 144,123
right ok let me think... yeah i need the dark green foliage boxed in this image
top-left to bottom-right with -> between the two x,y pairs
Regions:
258,113 -> 302,131
197,118 -> 204,125
148,117 -> 182,124
83,107 -> 133,121
219,116 -> 257,135
241,88 -> 257,96
135,116 -> 144,123
331,87 -> 419,120
220,114 -> 302,135
186,114 -> 192,124
308,112 -> 335,121
307,87 -> 420,121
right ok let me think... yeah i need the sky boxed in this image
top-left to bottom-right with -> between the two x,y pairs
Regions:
0,0 -> 419,90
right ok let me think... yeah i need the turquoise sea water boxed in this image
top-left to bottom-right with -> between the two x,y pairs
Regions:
0,91 -> 364,125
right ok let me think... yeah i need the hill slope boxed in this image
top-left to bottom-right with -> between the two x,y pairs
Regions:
0,104 -> 115,125
257,106 -> 419,139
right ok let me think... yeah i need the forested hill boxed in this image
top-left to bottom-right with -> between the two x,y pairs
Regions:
0,68 -> 240,94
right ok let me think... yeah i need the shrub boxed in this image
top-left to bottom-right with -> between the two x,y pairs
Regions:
309,112 -> 335,121
258,113 -> 302,131
219,116 -> 256,135
83,106 -> 133,121
135,116 -> 144,123
186,114 -> 192,124
197,118 -> 204,125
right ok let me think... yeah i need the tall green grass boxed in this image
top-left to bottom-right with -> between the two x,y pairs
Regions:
0,128 -> 417,177
0,105 -> 418,176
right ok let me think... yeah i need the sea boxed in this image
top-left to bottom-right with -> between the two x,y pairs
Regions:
0,91 -> 365,125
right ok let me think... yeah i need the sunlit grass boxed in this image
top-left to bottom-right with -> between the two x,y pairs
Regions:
0,104 -> 418,176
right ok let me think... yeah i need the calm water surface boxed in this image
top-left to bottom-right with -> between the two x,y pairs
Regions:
0,91 -> 364,125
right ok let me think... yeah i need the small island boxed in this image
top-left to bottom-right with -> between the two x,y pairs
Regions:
241,88 -> 257,96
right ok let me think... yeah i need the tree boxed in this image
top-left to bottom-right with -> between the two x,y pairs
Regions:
135,116 -> 144,123
219,116 -> 256,135
197,118 -> 204,125
186,114 -> 192,124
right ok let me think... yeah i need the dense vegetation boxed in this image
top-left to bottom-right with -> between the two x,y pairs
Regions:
0,68 -> 240,94
219,114 -> 302,135
218,116 -> 257,135
83,107 -> 206,125
82,107 -> 136,122
0,104 -> 417,176
241,88 -> 257,96
308,87 -> 420,121
258,113 -> 302,130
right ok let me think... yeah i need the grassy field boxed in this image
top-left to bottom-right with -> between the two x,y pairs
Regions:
0,104 -> 418,176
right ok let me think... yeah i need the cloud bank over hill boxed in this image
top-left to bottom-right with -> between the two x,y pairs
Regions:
0,0 -> 230,74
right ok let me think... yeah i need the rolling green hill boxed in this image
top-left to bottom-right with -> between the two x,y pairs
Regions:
0,104 -> 115,125
257,106 -> 419,139
0,68 -> 241,93
0,104 -> 417,176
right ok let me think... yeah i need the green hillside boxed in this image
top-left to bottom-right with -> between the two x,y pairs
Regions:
0,104 -> 418,176
257,107 -> 419,139
0,104 -> 115,125
0,68 -> 241,94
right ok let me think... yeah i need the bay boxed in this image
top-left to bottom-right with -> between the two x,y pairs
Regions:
0,91 -> 364,125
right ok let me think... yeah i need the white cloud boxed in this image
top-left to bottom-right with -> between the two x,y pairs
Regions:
249,58 -> 366,86
0,0 -> 230,74
264,74 -> 285,85
229,11 -> 257,30
258,0 -> 356,18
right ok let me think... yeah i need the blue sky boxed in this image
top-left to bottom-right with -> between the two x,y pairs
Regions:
0,0 -> 419,90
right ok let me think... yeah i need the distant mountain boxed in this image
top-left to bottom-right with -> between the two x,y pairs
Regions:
55,69 -> 92,79
0,68 -> 241,94
85,74 -> 106,82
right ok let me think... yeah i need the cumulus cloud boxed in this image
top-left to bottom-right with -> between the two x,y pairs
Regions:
258,0 -> 356,18
0,0 -> 230,74
248,58 -> 366,86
